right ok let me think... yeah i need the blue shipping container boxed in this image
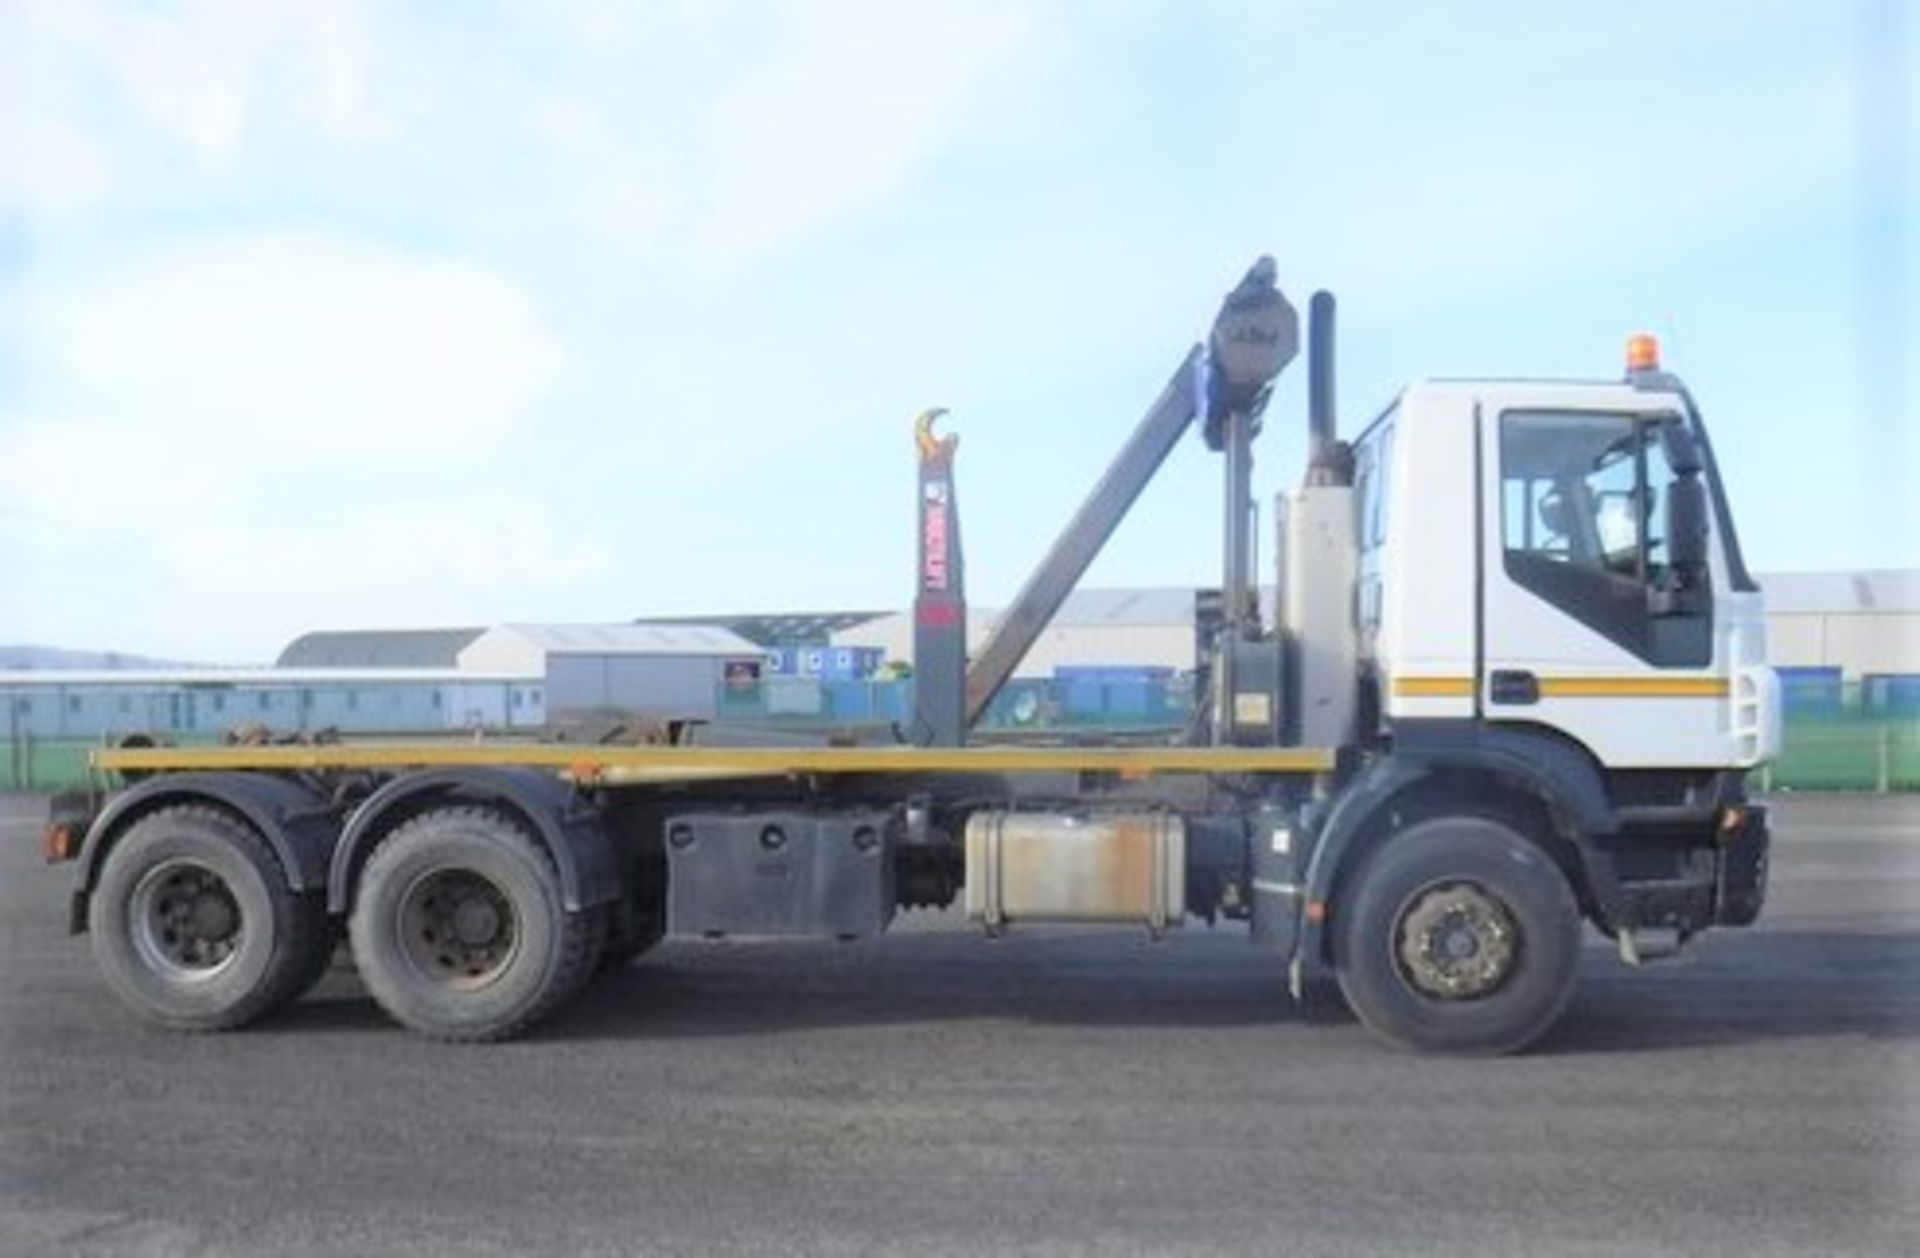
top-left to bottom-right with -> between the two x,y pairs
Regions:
1775,666 -> 1843,716
1052,666 -> 1175,721
1864,674 -> 1920,715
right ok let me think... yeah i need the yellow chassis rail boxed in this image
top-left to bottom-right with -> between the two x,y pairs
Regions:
93,742 -> 1336,786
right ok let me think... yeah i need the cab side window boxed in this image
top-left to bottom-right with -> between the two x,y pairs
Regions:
1498,411 -> 1708,666
1502,413 -> 1644,578
1352,416 -> 1395,641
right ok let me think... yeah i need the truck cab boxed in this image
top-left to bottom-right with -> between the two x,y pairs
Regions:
1358,361 -> 1780,773
1269,343 -> 1782,1043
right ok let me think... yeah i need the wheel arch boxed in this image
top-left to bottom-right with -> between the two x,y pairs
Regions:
71,772 -> 337,935
326,767 -> 621,916
1301,726 -> 1620,967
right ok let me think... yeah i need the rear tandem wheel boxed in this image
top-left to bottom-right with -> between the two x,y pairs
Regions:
347,804 -> 597,1041
88,803 -> 332,1031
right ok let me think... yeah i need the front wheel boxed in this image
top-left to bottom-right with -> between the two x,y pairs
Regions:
1334,816 -> 1582,1055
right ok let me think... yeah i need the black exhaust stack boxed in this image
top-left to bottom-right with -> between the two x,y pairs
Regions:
1306,290 -> 1349,486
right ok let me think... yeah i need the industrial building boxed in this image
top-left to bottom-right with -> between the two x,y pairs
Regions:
1758,571 -> 1920,676
0,668 -> 538,743
1,623 -> 764,745
277,627 -> 486,669
826,587 -> 1204,678
458,624 -> 764,722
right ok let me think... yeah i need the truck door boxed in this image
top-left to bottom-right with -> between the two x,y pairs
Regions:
1479,406 -> 1724,767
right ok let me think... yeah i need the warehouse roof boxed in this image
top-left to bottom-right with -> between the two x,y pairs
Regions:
277,628 -> 485,668
0,667 -> 526,687
632,611 -> 892,645
1047,587 -> 1199,627
482,624 -> 763,655
1760,570 -> 1920,615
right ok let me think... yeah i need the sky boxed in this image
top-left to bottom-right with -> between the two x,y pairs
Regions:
1,0 -> 1914,663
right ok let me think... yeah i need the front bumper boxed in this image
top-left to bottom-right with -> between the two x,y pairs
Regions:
1600,798 -> 1770,936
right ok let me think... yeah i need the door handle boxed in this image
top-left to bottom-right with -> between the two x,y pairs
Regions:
1489,670 -> 1540,705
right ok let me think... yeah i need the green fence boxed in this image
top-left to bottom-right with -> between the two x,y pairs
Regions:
1759,715 -> 1920,793
3,737 -> 111,794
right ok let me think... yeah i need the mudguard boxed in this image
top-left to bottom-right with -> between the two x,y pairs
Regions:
1293,725 -> 1620,975
71,772 -> 337,934
326,766 -> 621,915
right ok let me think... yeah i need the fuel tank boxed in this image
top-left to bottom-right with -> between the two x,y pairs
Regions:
964,811 -> 1185,935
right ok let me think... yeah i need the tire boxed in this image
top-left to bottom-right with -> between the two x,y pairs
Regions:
1333,815 -> 1582,1056
348,805 -> 593,1042
89,804 -> 330,1031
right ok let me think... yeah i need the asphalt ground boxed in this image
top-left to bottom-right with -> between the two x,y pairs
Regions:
2,794 -> 1916,1256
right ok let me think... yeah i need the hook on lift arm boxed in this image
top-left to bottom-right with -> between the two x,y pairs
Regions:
915,407 -> 957,467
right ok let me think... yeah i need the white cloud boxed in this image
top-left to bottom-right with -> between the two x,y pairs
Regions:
145,494 -> 615,641
685,1 -> 1039,266
0,493 -> 613,663
0,231 -> 583,658
25,229 -> 562,476
8,0 -> 384,205
0,2 -> 1054,656
5,0 -> 1048,268
0,10 -> 114,218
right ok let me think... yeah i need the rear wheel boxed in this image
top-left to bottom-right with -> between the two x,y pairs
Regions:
348,805 -> 593,1041
1334,816 -> 1582,1055
89,804 -> 330,1031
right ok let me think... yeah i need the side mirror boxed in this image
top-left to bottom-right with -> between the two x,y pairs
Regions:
1651,473 -> 1711,616
1667,475 -> 1709,571
1660,418 -> 1704,475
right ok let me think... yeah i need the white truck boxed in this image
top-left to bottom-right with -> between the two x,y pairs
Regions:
44,258 -> 1779,1054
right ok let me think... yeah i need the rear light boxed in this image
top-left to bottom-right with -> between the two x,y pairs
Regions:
41,823 -> 81,864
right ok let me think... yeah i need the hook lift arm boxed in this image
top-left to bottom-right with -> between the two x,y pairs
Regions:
910,259 -> 1297,742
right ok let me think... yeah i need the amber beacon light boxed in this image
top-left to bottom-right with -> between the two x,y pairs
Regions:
1625,333 -> 1660,373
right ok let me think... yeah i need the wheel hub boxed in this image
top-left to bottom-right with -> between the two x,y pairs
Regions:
452,897 -> 503,947
133,862 -> 242,978
191,893 -> 238,940
1394,881 -> 1519,1001
399,870 -> 518,988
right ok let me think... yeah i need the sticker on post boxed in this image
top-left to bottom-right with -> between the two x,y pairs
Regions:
1234,691 -> 1272,727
